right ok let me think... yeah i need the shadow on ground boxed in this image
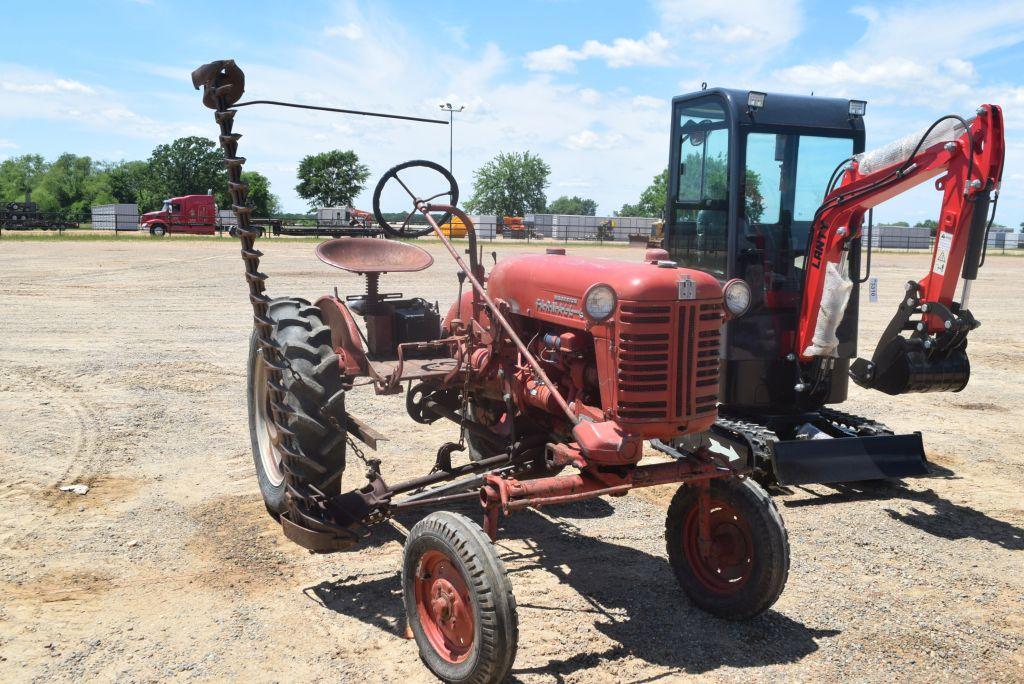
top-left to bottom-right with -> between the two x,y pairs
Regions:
782,476 -> 1024,551
308,499 -> 839,679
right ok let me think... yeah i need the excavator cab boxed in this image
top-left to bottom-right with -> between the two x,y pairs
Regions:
665,88 -> 865,411
663,88 -> 931,485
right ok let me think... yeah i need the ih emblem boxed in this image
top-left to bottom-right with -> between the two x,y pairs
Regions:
678,276 -> 696,300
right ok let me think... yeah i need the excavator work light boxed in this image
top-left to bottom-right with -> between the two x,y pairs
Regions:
747,91 -> 766,111
849,99 -> 867,117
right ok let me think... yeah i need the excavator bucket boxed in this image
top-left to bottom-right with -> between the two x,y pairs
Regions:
771,432 -> 929,486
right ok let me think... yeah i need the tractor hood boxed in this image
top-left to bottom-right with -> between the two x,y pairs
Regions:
487,251 -> 722,327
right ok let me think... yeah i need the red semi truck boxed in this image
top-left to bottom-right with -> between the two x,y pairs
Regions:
139,194 -> 375,238
139,195 -> 217,235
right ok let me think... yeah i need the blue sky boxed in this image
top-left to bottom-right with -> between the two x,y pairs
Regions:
1,0 -> 1022,225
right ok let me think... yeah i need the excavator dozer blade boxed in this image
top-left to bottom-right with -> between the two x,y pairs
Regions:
772,432 -> 929,486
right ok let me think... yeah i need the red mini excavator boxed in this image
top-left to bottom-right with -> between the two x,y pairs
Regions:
662,88 -> 1004,486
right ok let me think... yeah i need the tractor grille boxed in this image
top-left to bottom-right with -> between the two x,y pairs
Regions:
614,300 -> 721,423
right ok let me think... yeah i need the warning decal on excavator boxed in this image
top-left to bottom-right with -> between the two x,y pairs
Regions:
933,231 -> 953,276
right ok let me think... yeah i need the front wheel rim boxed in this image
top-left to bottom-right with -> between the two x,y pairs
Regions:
682,498 -> 754,594
252,352 -> 285,487
414,550 -> 475,663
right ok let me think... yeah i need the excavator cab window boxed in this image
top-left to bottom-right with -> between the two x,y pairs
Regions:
740,132 -> 854,309
667,99 -> 731,276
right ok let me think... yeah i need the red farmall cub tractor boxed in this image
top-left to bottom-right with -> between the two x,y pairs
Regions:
194,61 -> 787,683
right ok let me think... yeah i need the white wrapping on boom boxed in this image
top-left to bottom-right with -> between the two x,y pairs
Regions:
854,117 -> 970,175
804,261 -> 853,358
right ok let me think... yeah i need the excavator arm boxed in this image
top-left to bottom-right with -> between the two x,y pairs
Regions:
797,104 -> 1005,395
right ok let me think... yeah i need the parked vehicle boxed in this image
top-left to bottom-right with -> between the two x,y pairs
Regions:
140,195 -> 217,235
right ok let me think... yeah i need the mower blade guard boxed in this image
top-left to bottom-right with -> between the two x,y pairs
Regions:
772,432 -> 929,485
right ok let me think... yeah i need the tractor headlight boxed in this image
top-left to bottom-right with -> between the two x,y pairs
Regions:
583,284 -> 617,323
723,279 -> 752,317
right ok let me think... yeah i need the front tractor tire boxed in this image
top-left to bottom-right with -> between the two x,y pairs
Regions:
149,223 -> 167,236
247,297 -> 348,518
666,477 -> 789,620
403,512 -> 518,684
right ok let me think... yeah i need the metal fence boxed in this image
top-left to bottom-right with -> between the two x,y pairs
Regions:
866,232 -> 1024,255
4,207 -> 1023,256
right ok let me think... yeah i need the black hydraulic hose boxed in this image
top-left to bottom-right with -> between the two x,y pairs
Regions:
978,136 -> 1006,271
975,191 -> 999,271
806,112 -> 981,263
824,156 -> 855,198
896,115 -> 974,188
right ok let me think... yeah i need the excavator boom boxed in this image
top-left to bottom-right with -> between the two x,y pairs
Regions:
798,105 -> 1005,395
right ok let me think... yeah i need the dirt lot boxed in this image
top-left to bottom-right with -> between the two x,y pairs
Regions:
1,238 -> 1022,683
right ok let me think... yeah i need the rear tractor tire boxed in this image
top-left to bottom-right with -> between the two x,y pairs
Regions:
403,511 -> 518,684
247,296 -> 348,518
665,477 -> 789,620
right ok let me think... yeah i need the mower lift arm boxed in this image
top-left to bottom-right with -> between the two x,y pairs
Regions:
796,104 -> 1005,395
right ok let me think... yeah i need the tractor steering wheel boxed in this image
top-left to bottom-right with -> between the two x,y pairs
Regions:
372,159 -> 459,238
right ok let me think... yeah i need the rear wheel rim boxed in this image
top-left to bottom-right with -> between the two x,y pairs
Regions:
252,352 -> 284,487
414,550 -> 475,663
682,498 -> 754,594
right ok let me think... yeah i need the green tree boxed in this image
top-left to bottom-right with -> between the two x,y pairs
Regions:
0,154 -> 49,203
619,169 -> 667,217
546,195 -> 597,215
464,151 -> 550,217
106,160 -> 164,211
622,161 -> 764,221
295,150 -> 369,209
915,218 -> 939,237
890,221 -> 910,227
38,154 -> 114,214
235,171 -> 280,217
147,136 -> 227,204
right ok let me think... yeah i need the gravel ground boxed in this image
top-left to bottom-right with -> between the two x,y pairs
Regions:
0,238 -> 1022,682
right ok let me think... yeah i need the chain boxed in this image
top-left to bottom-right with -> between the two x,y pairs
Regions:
318,407 -> 380,479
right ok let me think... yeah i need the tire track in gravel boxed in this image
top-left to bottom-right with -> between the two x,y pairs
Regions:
0,366 -> 106,540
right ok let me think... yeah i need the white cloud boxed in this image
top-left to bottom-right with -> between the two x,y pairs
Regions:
775,57 -> 978,102
524,32 -> 671,72
0,63 -> 206,143
565,130 -> 625,150
324,23 -> 363,40
442,23 -> 470,50
631,95 -> 664,109
1,78 -> 96,95
0,138 -> 17,149
656,0 -> 802,55
525,44 -> 584,73
849,2 -> 1024,61
558,178 -> 594,189
774,3 -> 1024,104
766,3 -> 1024,224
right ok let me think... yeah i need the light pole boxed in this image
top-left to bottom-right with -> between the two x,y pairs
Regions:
439,102 -> 464,174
